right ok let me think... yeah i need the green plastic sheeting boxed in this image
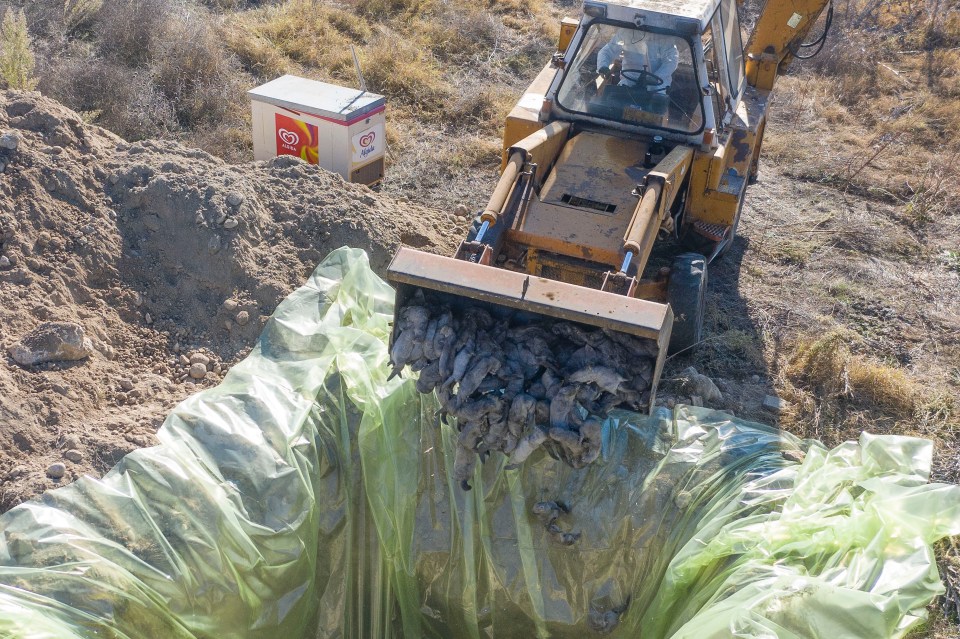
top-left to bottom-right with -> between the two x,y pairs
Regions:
0,247 -> 957,638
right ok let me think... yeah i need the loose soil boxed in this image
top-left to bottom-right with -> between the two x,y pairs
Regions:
0,90 -> 459,510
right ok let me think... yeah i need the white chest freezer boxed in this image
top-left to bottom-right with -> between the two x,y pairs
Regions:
249,75 -> 386,186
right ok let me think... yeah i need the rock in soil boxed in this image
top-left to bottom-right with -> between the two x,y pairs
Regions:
64,449 -> 83,463
46,463 -> 66,479
679,366 -> 722,403
8,322 -> 94,366
0,131 -> 19,150
763,395 -> 789,412
188,363 -> 208,379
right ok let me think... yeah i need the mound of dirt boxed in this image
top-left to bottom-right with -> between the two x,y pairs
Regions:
0,90 -> 459,510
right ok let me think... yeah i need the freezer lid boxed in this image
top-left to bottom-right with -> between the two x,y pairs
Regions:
249,75 -> 385,122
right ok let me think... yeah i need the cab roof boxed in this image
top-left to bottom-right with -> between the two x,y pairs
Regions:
593,0 -> 721,32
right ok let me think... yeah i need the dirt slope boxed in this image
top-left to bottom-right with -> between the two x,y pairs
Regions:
0,90 -> 458,510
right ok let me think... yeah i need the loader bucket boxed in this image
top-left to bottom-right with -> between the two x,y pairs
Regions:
386,247 -> 673,413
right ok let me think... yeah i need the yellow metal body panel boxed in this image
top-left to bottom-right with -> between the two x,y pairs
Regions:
685,84 -> 768,226
388,247 -> 673,343
508,132 -> 649,267
558,17 -> 578,54
502,63 -> 558,165
744,0 -> 832,90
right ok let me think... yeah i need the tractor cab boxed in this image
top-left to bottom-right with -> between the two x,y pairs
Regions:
546,0 -> 746,148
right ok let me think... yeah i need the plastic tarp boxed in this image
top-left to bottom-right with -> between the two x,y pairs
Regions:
0,247 -> 957,638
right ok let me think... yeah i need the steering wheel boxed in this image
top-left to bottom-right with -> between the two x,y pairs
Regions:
619,68 -> 664,88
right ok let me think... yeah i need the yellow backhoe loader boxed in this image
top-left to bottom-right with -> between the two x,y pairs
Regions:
387,0 -> 834,416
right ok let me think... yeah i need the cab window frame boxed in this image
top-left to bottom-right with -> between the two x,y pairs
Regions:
554,19 -> 707,137
718,0 -> 746,99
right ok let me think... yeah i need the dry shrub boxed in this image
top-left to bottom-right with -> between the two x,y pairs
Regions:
63,0 -> 103,35
415,7 -> 505,63
151,13 -> 244,129
225,0 -> 355,79
786,329 -> 917,420
40,56 -> 177,139
220,22 -> 290,80
354,0 -> 431,20
94,0 -> 170,66
0,8 -> 38,90
361,33 -> 450,114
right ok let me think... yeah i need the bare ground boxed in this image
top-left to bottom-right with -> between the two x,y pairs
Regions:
0,90 -> 458,511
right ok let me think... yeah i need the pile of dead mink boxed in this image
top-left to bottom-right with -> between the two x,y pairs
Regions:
389,290 -> 658,489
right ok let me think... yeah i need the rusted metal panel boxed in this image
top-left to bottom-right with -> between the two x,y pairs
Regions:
387,247 -> 672,342
510,204 -> 625,267
514,132 -> 650,265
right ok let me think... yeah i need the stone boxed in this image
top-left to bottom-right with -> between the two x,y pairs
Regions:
8,321 -> 94,366
762,395 -> 789,412
236,310 -> 250,326
223,217 -> 239,230
226,192 -> 245,207
750,374 -> 760,384
118,378 -> 134,391
178,354 -> 190,366
222,299 -> 238,312
63,434 -> 80,449
0,255 -> 9,268
190,352 -> 210,366
64,449 -> 83,463
679,367 -> 722,403
7,466 -> 27,480
782,449 -> 806,464
46,463 -> 66,479
189,363 -> 208,379
0,132 -> 20,151
51,383 -> 72,397
132,291 -> 143,307
144,312 -> 153,324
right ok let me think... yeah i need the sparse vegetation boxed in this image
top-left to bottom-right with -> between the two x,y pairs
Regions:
765,0 -> 960,231
0,8 -> 37,89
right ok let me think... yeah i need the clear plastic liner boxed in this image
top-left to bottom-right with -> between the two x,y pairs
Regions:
0,247 -> 956,638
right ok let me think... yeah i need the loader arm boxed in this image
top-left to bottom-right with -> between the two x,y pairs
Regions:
745,0 -> 834,90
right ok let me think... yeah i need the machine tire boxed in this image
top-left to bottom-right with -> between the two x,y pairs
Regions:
666,252 -> 707,355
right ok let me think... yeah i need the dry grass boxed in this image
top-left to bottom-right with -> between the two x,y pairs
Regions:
784,329 -> 919,429
767,0 -> 960,237
217,0 -> 555,206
